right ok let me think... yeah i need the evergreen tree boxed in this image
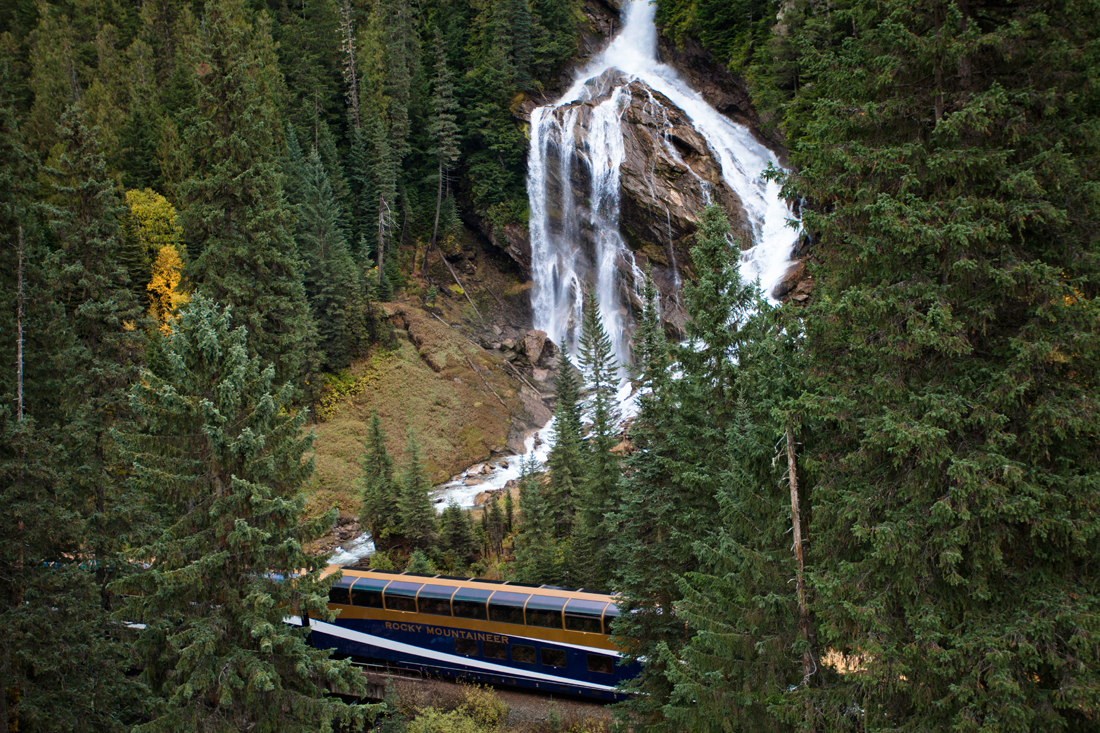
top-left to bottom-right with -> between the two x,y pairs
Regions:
0,67 -> 146,732
359,410 -> 400,551
399,431 -> 438,552
181,0 -> 316,385
405,549 -> 436,574
294,147 -> 368,372
787,2 -> 1100,728
486,497 -> 506,557
545,347 -> 584,541
609,205 -> 756,726
427,29 -> 460,260
660,304 -> 815,733
512,457 -> 562,585
571,292 -> 621,589
46,104 -> 147,608
116,295 -> 377,732
439,500 -> 478,569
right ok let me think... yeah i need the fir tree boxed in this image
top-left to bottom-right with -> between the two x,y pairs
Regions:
359,410 -> 400,552
399,431 -> 438,552
427,29 -> 460,261
294,148 -> 368,372
180,0 -> 316,385
405,549 -> 436,574
789,2 -> 1100,727
46,104 -> 147,608
609,205 -> 756,725
545,347 -> 584,540
512,457 -> 562,585
116,295 -> 377,732
439,501 -> 478,569
0,71 -> 146,731
571,292 -> 621,589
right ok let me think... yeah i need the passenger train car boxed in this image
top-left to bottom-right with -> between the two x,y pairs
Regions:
306,567 -> 641,700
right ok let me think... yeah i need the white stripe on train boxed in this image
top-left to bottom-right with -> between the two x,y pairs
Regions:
307,618 -> 619,692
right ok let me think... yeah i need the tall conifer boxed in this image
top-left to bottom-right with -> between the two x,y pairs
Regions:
181,0 -> 316,385
359,410 -> 400,551
790,2 -> 1100,727
399,431 -> 438,552
117,296 -> 376,731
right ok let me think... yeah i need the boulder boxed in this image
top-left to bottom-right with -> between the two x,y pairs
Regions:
773,260 -> 806,298
523,329 -> 548,365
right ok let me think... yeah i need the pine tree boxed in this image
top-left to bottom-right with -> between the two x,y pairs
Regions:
427,29 -> 460,261
116,295 -> 377,731
399,431 -> 438,552
181,0 -> 316,385
788,2 -> 1100,728
46,104 -> 147,609
512,457 -> 563,586
439,501 -> 478,569
545,347 -> 584,541
294,147 -> 368,372
359,410 -> 400,551
571,292 -> 621,589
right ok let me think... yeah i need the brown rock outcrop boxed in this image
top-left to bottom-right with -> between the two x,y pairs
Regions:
538,73 -> 752,337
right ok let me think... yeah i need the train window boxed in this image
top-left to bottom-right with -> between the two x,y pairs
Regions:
383,581 -> 423,613
483,641 -> 508,660
602,602 -> 621,634
512,645 -> 537,664
524,594 -> 566,628
586,654 -> 615,675
417,584 -> 456,616
454,637 -> 478,656
542,648 -> 567,668
349,577 -> 386,608
329,576 -> 354,605
452,587 -> 492,620
564,599 -> 607,633
488,592 -> 530,626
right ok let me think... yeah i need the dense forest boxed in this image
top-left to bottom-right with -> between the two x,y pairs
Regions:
1,0 -> 1098,731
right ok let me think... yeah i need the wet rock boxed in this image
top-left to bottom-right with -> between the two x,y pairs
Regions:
773,260 -> 806,298
790,277 -> 814,302
656,32 -> 786,156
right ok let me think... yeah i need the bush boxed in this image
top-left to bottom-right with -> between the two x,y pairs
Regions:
404,708 -> 487,733
459,685 -> 508,729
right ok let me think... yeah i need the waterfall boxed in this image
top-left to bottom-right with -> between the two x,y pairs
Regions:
526,0 -> 799,372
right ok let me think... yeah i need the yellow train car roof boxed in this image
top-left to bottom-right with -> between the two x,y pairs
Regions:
322,565 -> 619,604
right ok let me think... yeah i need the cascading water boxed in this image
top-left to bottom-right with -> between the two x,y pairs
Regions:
527,0 -> 799,371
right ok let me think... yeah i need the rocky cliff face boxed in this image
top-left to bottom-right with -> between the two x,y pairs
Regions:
469,0 -> 809,341
534,69 -> 754,336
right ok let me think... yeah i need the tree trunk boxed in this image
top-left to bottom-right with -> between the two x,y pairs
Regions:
787,420 -> 816,686
15,225 -> 24,422
427,158 -> 444,277
377,192 -> 385,285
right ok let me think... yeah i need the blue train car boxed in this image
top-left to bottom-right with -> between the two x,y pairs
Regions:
306,567 -> 641,700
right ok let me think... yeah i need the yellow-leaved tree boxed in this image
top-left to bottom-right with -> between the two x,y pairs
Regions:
147,244 -> 189,334
126,189 -> 189,333
125,188 -> 182,254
